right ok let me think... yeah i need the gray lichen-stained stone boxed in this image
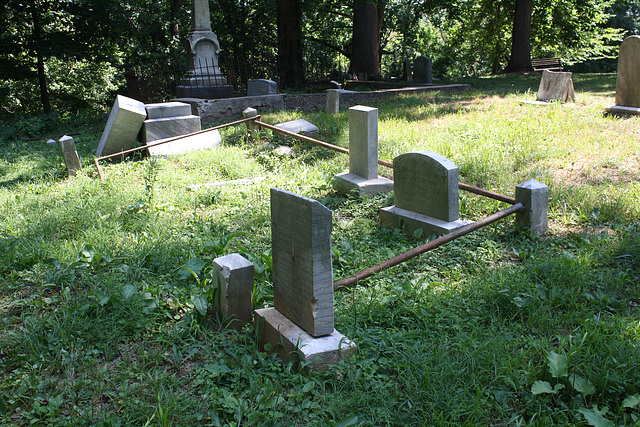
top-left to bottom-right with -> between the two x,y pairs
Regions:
515,179 -> 548,237
96,95 -> 147,157
394,151 -> 459,222
254,307 -> 356,371
58,135 -> 82,177
146,129 -> 221,157
247,79 -> 278,96
145,102 -> 193,119
211,254 -> 254,330
606,36 -> 640,115
349,105 -> 378,180
380,151 -> 467,237
270,188 -> 333,337
334,105 -> 393,195
326,89 -> 340,114
615,36 -> 640,108
537,70 -> 576,103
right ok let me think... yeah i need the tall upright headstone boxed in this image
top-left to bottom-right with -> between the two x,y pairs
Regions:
254,188 -> 356,370
176,0 -> 233,99
605,36 -> 640,116
333,106 -> 393,195
271,188 -> 334,336
380,151 -> 467,237
414,56 -> 432,84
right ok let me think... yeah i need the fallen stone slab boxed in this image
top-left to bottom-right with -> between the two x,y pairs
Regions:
96,95 -> 147,157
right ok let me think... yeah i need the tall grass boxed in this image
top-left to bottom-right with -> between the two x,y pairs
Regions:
1,73 -> 639,425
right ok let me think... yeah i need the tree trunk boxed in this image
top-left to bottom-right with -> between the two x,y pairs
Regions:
277,0 -> 304,89
351,0 -> 383,79
504,0 -> 534,73
29,0 -> 51,113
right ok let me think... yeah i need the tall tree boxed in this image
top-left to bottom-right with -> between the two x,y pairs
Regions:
277,0 -> 305,88
504,0 -> 534,72
350,0 -> 385,78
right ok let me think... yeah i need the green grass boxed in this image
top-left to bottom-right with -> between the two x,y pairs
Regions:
1,73 -> 639,426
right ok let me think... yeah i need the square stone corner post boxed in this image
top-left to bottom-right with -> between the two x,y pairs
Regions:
242,107 -> 260,139
326,89 -> 340,114
58,135 -> 82,177
515,179 -> 549,237
211,253 -> 254,330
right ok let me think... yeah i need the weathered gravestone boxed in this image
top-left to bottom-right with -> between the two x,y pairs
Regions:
176,0 -> 233,99
274,119 -> 319,143
142,102 -> 221,156
536,70 -> 576,103
605,36 -> 640,115
334,106 -> 393,195
414,56 -> 432,84
211,254 -> 254,330
326,89 -> 340,114
380,151 -> 468,237
59,135 -> 82,177
247,79 -> 278,96
95,95 -> 147,157
254,188 -> 356,369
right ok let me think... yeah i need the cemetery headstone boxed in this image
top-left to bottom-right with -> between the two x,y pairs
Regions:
414,56 -> 432,84
326,89 -> 340,114
270,188 -> 333,336
380,151 -> 468,237
254,188 -> 356,369
58,135 -> 82,177
142,102 -> 220,156
211,254 -> 254,330
536,70 -> 576,103
95,95 -> 147,157
334,106 -> 393,195
247,79 -> 278,96
605,35 -> 640,115
176,0 -> 233,99
274,119 -> 319,143
515,179 -> 549,237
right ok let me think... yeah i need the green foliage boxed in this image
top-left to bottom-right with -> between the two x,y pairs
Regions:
1,74 -> 640,425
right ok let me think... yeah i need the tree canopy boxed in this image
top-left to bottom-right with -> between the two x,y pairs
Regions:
1,0 -> 637,115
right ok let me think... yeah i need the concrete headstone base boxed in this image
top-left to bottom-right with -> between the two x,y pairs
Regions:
254,307 -> 356,371
380,206 -> 468,238
274,119 -> 319,143
333,172 -> 393,196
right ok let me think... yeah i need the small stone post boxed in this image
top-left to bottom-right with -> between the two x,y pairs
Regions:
212,254 -> 254,330
326,89 -> 340,114
515,179 -> 549,237
58,135 -> 82,177
242,107 -> 260,139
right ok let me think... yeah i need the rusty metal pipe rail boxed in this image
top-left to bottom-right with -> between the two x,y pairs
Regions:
94,116 -> 259,180
334,202 -> 525,290
254,119 -> 514,204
